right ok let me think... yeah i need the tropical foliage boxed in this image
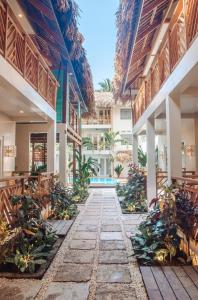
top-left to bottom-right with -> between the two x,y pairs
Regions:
116,164 -> 147,213
138,147 -> 147,168
114,164 -> 124,178
49,182 -> 78,220
72,150 -> 99,202
132,187 -> 188,265
98,78 -> 113,92
0,195 -> 57,273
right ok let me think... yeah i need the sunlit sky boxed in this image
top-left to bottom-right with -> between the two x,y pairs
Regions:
76,0 -> 119,89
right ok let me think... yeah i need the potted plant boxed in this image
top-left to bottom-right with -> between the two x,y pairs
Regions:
114,164 -> 124,178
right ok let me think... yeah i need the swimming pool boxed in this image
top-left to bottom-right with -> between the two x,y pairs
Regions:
90,177 -> 118,185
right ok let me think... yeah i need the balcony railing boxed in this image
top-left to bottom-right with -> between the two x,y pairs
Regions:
132,0 -> 198,125
82,116 -> 111,125
69,102 -> 80,135
0,1 -> 57,109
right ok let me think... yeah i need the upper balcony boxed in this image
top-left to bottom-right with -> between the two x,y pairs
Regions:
132,0 -> 198,125
0,1 -> 57,110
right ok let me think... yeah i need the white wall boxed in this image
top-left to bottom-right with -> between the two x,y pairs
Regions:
0,112 -> 16,176
16,123 -> 56,172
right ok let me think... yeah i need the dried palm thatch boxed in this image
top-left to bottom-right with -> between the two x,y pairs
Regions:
53,0 -> 94,111
114,0 -> 138,99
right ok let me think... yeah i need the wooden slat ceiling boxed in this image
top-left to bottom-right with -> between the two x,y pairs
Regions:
125,0 -> 171,91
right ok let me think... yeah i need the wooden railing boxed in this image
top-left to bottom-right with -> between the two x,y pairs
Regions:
0,1 -> 57,109
82,116 -> 112,125
132,0 -> 198,124
0,173 -> 54,223
0,176 -> 25,223
69,102 -> 80,135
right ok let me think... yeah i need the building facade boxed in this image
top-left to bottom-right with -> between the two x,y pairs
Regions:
82,92 -> 132,178
115,0 -> 198,202
0,0 -> 94,183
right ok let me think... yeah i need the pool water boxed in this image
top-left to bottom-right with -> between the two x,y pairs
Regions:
90,177 -> 118,185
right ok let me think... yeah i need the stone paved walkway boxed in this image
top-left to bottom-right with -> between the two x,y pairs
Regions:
0,188 -> 147,300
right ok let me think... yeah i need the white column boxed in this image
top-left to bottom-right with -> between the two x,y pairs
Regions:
146,117 -> 156,205
132,134 -> 138,165
47,120 -> 56,173
58,124 -> 67,184
166,96 -> 182,184
194,118 -> 198,174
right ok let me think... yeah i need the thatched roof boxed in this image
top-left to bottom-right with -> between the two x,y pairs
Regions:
18,0 -> 94,112
114,0 -> 170,98
53,0 -> 94,112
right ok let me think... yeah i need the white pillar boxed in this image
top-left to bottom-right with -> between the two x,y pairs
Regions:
132,134 -> 138,165
58,124 -> 67,184
47,120 -> 56,173
166,96 -> 182,184
146,117 -> 156,205
194,118 -> 198,174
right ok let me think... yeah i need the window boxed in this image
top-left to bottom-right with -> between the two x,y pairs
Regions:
121,134 -> 132,145
120,109 -> 132,120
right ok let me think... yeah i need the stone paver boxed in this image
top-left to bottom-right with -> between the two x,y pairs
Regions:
15,188 -> 147,300
69,239 -> 96,250
0,280 -> 41,300
54,263 -> 92,282
100,240 -> 126,250
44,282 -> 89,300
99,250 -> 128,264
76,224 -> 98,231
95,283 -> 137,300
101,224 -> 122,232
100,231 -> 123,240
63,250 -> 95,264
73,231 -> 97,240
96,265 -> 131,283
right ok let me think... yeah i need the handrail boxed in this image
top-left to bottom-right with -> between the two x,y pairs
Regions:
132,0 -> 198,124
0,1 -> 58,109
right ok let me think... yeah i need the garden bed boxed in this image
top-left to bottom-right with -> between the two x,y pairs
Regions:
0,238 -> 63,279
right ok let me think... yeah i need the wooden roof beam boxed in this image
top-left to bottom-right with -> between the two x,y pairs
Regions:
136,20 -> 161,43
142,0 -> 167,18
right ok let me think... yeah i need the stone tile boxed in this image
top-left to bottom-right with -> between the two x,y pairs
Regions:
100,232 -> 123,241
103,212 -> 118,216
73,231 -> 97,240
99,240 -> 126,251
102,218 -> 120,225
124,219 -> 142,225
0,280 -> 41,300
96,265 -> 131,283
95,283 -> 137,300
80,219 -> 99,225
101,225 -> 121,232
63,250 -> 95,264
54,264 -> 92,282
76,224 -> 98,232
99,250 -> 128,264
69,239 -> 96,250
44,282 -> 89,300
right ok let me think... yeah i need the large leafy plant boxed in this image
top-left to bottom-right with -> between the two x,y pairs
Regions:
119,164 -> 147,213
49,182 -> 78,220
0,195 -> 57,273
114,164 -> 124,178
72,150 -> 99,202
132,187 -> 187,265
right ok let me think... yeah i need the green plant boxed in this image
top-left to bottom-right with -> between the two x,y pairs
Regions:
119,164 -> 147,213
98,78 -> 113,92
6,239 -> 49,273
114,164 -> 124,178
82,137 -> 94,150
132,187 -> 187,265
0,220 -> 9,241
0,194 -> 57,273
49,182 -> 78,220
71,150 -> 99,202
138,147 -> 147,168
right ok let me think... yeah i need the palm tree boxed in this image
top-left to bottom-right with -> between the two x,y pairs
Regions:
82,137 -> 94,150
102,131 -> 123,176
98,79 -> 113,92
